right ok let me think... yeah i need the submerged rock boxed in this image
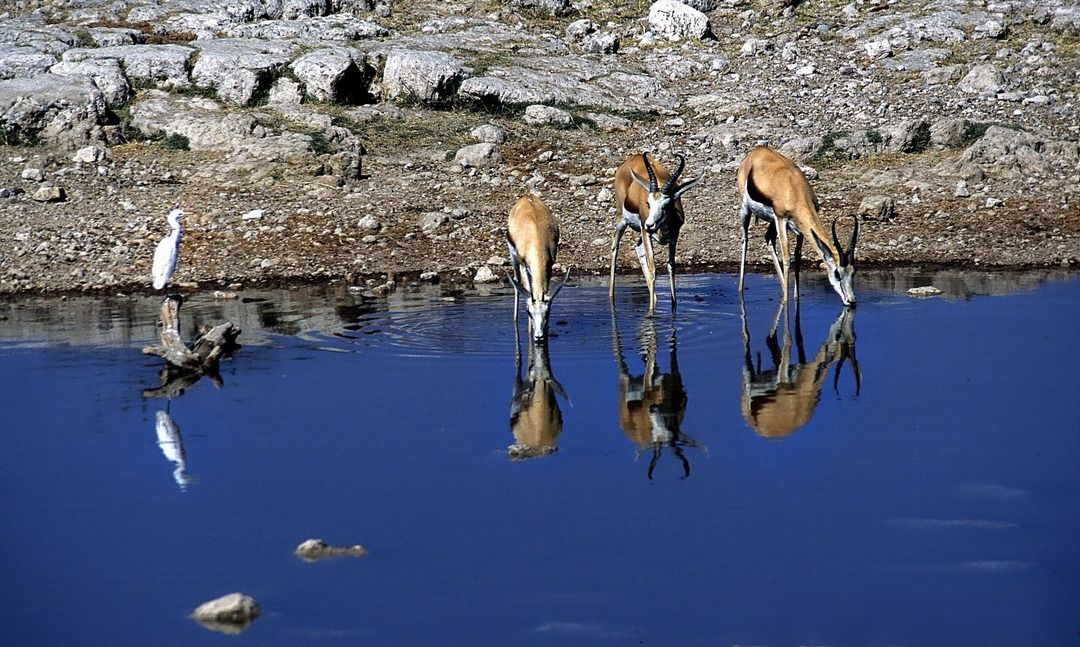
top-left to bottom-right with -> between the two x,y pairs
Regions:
294,538 -> 369,561
190,592 -> 260,633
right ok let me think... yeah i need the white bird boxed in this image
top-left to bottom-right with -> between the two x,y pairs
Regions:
152,207 -> 183,292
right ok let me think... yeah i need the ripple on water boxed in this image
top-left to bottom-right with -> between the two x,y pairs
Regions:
305,276 -> 743,359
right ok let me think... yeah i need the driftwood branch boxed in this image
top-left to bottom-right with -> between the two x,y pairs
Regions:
143,296 -> 241,394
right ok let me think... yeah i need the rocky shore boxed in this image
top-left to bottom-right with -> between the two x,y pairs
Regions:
1,0 -> 1077,296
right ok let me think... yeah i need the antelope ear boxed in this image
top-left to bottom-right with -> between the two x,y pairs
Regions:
630,170 -> 652,192
506,269 -> 526,295
547,266 -> 571,300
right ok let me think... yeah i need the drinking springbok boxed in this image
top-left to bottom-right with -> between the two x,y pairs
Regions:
737,146 -> 859,307
609,152 -> 703,316
507,195 -> 569,340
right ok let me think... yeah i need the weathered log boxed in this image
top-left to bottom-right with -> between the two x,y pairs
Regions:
142,295 -> 241,375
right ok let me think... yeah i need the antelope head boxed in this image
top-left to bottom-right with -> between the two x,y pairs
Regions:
811,216 -> 860,308
630,153 -> 703,234
509,265 -> 571,341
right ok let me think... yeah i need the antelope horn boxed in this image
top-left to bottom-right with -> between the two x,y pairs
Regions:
848,215 -> 860,262
662,154 -> 686,194
641,152 -> 659,193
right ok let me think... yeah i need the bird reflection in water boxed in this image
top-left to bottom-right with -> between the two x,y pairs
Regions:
740,297 -> 861,439
612,312 -> 697,479
155,407 -> 192,490
508,326 -> 568,460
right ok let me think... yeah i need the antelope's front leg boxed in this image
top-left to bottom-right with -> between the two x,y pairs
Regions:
738,201 -> 751,292
766,221 -> 791,303
609,220 -> 628,300
635,233 -> 657,316
667,240 -> 678,311
508,250 -> 522,322
792,232 -> 804,301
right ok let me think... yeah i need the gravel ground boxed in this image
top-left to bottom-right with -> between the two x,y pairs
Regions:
1,0 -> 1078,297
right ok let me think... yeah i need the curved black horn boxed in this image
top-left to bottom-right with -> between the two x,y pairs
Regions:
848,215 -> 860,260
641,152 -> 659,193
832,217 -> 844,257
662,154 -> 685,194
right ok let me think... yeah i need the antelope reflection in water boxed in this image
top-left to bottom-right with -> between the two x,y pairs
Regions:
612,313 -> 697,479
508,329 -> 568,460
740,298 -> 861,439
154,407 -> 192,490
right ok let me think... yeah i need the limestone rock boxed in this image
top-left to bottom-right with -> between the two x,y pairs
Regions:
0,45 -> 57,80
61,44 -> 194,89
524,104 -> 572,126
648,0 -> 713,40
470,123 -> 506,143
957,63 -> 1004,96
191,39 -> 296,106
381,49 -> 466,105
0,73 -> 107,147
290,47 -> 372,104
454,142 -> 501,168
49,59 -> 130,108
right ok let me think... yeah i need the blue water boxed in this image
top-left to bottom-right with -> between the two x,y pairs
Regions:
1,272 -> 1078,646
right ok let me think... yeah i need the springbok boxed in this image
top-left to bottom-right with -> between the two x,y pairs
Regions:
508,332 -> 567,460
740,298 -> 861,439
737,146 -> 859,307
507,195 -> 570,341
609,152 -> 703,316
612,312 -> 696,479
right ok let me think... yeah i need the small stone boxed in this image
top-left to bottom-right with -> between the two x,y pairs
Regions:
212,290 -> 239,299
858,195 -> 895,220
73,146 -> 108,164
486,255 -> 507,267
524,104 -> 573,126
907,286 -> 943,297
190,592 -> 260,627
420,212 -> 449,233
470,124 -> 505,144
21,168 -> 45,182
32,186 -> 65,202
454,143 -> 501,168
294,538 -> 369,562
420,271 -> 439,282
242,209 -> 264,220
474,265 -> 499,283
357,215 -> 381,231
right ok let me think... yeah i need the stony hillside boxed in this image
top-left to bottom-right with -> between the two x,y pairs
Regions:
1,0 -> 1078,294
